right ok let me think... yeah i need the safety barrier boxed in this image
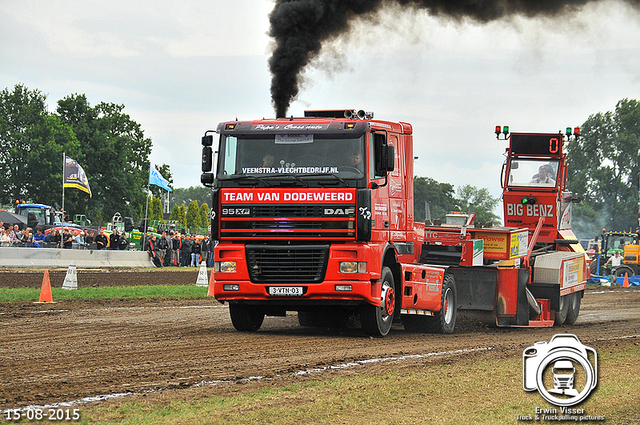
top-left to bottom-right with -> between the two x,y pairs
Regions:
0,247 -> 154,268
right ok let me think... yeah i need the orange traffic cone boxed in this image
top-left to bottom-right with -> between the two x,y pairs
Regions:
623,273 -> 630,288
34,270 -> 56,304
207,268 -> 215,297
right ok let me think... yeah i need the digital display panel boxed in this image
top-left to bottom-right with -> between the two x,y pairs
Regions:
510,134 -> 563,156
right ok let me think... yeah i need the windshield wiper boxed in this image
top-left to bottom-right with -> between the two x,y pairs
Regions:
259,173 -> 309,187
299,173 -> 349,187
221,175 -> 273,187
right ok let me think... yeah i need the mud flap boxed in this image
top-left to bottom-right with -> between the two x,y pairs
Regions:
496,268 -> 530,326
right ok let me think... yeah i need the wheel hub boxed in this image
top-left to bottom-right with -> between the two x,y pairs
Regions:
382,284 -> 395,317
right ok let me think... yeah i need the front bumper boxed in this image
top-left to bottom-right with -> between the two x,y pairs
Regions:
213,278 -> 378,305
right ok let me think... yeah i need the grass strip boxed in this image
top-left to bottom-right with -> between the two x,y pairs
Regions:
0,285 -> 209,303
74,341 -> 639,425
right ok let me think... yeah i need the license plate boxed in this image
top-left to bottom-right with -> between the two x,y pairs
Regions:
268,286 -> 303,296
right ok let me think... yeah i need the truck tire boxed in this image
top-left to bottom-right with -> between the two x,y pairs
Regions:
360,266 -> 395,337
403,274 -> 457,334
229,303 -> 264,332
426,274 -> 457,334
564,291 -> 582,326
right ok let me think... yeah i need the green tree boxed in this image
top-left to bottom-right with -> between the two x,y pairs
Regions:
455,185 -> 500,225
57,94 -> 152,220
199,202 -> 209,232
172,186 -> 212,207
147,196 -> 163,222
186,200 -> 201,231
413,176 -> 457,222
169,204 -> 181,222
566,98 -> 640,237
0,84 -> 79,206
178,204 -> 187,228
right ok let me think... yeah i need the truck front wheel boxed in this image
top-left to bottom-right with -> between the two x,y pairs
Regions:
360,266 -> 395,337
229,303 -> 264,332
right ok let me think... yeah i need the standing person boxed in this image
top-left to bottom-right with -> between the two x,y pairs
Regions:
109,229 -> 120,250
85,230 -> 95,246
180,234 -> 191,267
163,231 -> 173,267
201,235 -> 210,267
62,228 -> 73,249
145,234 -> 162,267
95,230 -> 108,250
24,231 -> 36,247
9,225 -> 22,245
52,229 -> 62,248
73,230 -> 86,248
33,228 -> 46,247
172,233 -> 182,266
118,233 -> 129,250
0,228 -> 10,246
190,237 -> 202,267
605,251 -> 623,268
157,231 -> 168,265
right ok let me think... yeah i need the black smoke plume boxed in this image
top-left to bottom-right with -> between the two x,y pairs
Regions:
268,0 -> 640,118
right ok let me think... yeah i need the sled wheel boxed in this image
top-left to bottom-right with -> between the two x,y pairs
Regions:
563,291 -> 582,326
555,293 -> 571,326
360,267 -> 395,337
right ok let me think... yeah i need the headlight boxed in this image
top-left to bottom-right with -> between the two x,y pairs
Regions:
215,261 -> 237,273
339,261 -> 366,273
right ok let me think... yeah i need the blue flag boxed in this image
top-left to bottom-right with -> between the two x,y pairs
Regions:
149,165 -> 172,192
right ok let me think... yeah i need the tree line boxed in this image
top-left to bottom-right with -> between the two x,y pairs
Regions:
3,84 -> 637,238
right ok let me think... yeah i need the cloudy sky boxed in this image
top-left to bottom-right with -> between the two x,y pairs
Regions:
2,0 -> 640,209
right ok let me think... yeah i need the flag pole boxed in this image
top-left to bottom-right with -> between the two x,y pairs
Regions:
61,152 -> 65,224
144,164 -> 151,235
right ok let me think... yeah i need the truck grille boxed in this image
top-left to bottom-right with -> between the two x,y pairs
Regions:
246,244 -> 329,283
220,204 -> 355,239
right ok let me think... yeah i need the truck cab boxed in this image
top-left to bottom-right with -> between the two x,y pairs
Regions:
15,203 -> 62,229
202,109 -> 426,336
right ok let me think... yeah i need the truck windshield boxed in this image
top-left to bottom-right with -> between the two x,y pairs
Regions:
217,134 -> 365,183
17,207 -> 46,224
507,159 -> 560,188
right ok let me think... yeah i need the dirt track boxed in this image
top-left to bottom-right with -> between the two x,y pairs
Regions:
1,280 -> 639,412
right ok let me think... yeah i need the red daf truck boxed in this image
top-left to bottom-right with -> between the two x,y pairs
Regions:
200,110 -> 587,336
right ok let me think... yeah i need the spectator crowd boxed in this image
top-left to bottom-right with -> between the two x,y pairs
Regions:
0,220 -> 214,268
142,231 -> 214,268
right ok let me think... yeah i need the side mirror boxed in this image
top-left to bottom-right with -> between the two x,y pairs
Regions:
201,173 -> 215,185
202,146 -> 213,172
202,135 -> 214,147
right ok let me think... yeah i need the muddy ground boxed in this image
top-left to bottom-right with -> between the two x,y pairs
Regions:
0,268 -> 198,289
0,271 -> 639,415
